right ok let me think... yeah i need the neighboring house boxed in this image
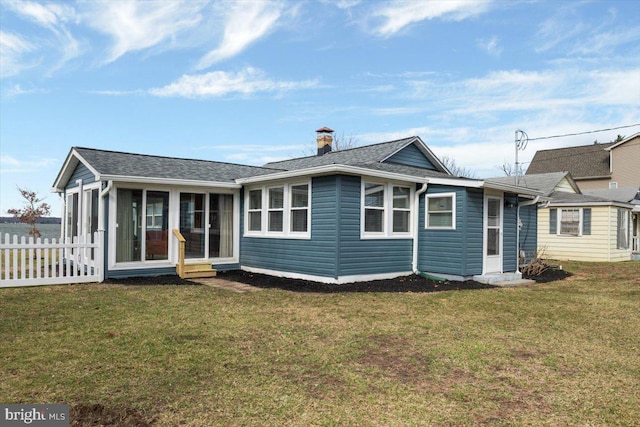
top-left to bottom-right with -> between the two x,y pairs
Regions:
52,128 -> 541,284
488,172 -> 640,262
526,133 -> 640,190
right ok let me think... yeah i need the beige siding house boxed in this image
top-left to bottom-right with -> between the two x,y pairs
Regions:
607,133 -> 640,189
489,172 -> 639,262
526,132 -> 639,190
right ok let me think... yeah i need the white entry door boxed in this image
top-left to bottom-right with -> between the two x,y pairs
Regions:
484,195 -> 503,274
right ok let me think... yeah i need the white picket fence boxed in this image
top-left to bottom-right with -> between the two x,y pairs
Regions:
0,232 -> 102,288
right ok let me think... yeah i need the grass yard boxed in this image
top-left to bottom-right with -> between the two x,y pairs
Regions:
1,261 -> 639,426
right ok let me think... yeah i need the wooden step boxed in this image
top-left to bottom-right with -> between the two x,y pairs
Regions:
178,263 -> 217,279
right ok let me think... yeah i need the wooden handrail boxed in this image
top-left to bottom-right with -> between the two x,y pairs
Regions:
172,229 -> 186,278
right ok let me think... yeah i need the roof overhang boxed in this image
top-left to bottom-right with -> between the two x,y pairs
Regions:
479,181 -> 543,197
546,201 -> 635,209
100,175 -> 241,189
236,164 -> 431,185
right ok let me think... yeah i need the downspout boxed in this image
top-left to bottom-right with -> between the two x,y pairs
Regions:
412,182 -> 429,273
516,195 -> 540,273
97,180 -> 113,282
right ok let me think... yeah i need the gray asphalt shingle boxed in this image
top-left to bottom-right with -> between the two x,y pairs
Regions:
525,142 -> 614,178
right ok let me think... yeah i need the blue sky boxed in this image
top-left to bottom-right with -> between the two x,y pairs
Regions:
1,0 -> 639,217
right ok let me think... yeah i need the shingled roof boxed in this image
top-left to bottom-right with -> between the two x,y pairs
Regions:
525,142 -> 614,179
264,136 -> 448,173
486,172 -> 579,197
54,147 -> 281,190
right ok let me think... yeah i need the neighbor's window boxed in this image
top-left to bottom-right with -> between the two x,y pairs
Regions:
617,209 -> 629,249
426,193 -> 456,230
248,189 -> 262,232
559,208 -> 580,236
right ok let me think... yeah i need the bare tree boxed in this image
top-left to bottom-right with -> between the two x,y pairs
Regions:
498,162 -> 514,176
439,155 -> 477,178
7,187 -> 51,238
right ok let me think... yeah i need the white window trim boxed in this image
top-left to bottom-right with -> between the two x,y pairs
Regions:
361,180 -> 414,239
244,181 -> 311,239
109,184 -> 241,270
425,192 -> 457,230
557,208 -> 582,236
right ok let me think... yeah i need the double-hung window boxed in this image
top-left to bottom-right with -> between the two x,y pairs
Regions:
559,208 -> 580,236
248,190 -> 262,232
361,181 -> 413,238
425,193 -> 456,230
245,182 -> 310,238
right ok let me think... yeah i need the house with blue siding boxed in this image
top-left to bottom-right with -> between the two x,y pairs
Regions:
52,128 -> 540,284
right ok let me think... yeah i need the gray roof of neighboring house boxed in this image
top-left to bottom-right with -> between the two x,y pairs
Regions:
485,172 -> 574,197
582,187 -> 640,203
264,136 -> 445,172
546,190 -> 636,207
74,147 -> 281,182
526,142 -> 614,179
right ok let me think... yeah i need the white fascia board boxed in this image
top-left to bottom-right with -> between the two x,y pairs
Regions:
235,164 -> 430,185
99,174 -> 241,189
547,201 -> 634,209
605,132 -> 639,151
52,148 -> 101,192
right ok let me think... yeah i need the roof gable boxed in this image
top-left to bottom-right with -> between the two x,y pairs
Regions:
526,142 -> 614,179
606,132 -> 640,151
264,136 -> 450,174
485,172 -> 579,196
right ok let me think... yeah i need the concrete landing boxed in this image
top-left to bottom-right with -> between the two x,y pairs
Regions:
192,277 -> 262,293
473,272 -> 535,287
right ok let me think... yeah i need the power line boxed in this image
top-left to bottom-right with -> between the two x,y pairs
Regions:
527,123 -> 640,141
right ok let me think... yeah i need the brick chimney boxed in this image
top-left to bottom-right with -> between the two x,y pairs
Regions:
316,127 -> 334,156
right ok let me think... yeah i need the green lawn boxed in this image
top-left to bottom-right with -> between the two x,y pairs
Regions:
1,261 -> 639,426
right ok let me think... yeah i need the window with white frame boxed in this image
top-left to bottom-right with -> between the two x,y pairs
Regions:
361,181 -> 413,237
425,193 -> 456,230
247,189 -> 262,232
617,209 -> 629,249
559,208 -> 580,236
268,187 -> 284,232
290,184 -> 309,232
245,182 -> 310,237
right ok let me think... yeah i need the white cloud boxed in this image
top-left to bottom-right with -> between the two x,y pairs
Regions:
148,67 -> 319,98
0,155 -> 58,173
80,0 -> 205,64
0,31 -> 37,78
195,1 -> 284,69
4,1 -> 80,73
370,0 -> 492,37
477,35 -> 502,57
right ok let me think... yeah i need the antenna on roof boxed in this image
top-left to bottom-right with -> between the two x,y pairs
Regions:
515,130 -> 528,186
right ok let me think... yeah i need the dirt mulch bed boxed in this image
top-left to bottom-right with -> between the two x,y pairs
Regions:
103,266 -> 570,292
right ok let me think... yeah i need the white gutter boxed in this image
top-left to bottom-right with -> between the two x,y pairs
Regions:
98,175 -> 241,189
516,195 -> 540,272
412,183 -> 428,273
